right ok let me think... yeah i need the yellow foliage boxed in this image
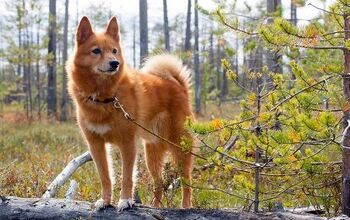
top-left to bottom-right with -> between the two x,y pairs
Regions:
211,119 -> 224,129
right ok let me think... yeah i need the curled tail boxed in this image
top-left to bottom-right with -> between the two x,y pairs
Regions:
140,54 -> 191,89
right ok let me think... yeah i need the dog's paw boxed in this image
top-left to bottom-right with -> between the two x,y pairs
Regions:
94,198 -> 108,210
117,198 -> 135,211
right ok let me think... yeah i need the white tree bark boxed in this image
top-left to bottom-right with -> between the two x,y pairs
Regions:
64,180 -> 78,200
42,151 -> 92,198
0,196 -> 326,220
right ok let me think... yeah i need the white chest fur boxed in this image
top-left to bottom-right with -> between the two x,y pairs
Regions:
85,121 -> 111,135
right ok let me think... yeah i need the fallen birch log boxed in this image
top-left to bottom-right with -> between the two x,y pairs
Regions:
0,196 -> 327,220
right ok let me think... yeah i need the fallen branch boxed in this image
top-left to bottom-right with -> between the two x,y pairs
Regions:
42,151 -> 92,198
64,180 -> 78,200
42,151 -> 143,203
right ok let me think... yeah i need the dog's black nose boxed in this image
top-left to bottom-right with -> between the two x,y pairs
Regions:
109,61 -> 119,69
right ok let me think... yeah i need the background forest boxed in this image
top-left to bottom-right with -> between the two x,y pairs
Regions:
1,0 -> 350,217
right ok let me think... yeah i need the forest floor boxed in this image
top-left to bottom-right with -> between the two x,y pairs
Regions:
1,102 -> 341,219
0,102 -> 241,209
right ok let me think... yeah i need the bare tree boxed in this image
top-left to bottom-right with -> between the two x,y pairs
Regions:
220,40 -> 228,99
163,0 -> 170,51
343,11 -> 350,216
266,0 -> 282,75
216,37 -> 222,91
47,0 -> 57,117
289,0 -> 298,82
209,24 -> 214,68
184,0 -> 192,52
26,18 -> 33,119
16,1 -> 23,79
21,0 -> 29,118
290,0 -> 297,26
194,0 -> 200,114
36,15 -> 41,119
133,17 -> 136,68
60,0 -> 69,121
139,0 -> 148,64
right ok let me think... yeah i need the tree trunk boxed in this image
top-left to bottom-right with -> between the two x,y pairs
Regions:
266,0 -> 283,77
47,0 -> 57,117
194,0 -> 201,114
221,67 -> 228,99
133,18 -> 136,68
184,0 -> 192,52
75,0 -> 79,26
290,0 -> 297,26
36,17 -> 41,119
21,0 -> 26,98
60,0 -> 69,121
17,2 -> 23,80
23,26 -> 29,119
235,36 -> 239,82
216,38 -> 222,91
256,45 -> 264,92
209,24 -> 214,68
73,0 -> 79,47
0,196 -> 323,220
163,0 -> 170,52
219,39 -> 228,99
28,25 -> 33,119
289,0 -> 297,83
139,0 -> 148,64
342,13 -> 350,216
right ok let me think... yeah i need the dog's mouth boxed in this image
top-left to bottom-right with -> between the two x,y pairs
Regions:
97,67 -> 119,75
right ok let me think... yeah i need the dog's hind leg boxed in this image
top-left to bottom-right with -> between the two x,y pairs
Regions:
84,134 -> 112,210
144,142 -> 166,207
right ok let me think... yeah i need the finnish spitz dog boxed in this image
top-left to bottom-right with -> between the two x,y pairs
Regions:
67,17 -> 194,211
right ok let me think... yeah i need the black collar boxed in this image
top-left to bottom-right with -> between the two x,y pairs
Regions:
87,96 -> 115,104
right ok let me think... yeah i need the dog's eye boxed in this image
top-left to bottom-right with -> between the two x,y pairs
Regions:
92,48 -> 101,54
112,48 -> 117,54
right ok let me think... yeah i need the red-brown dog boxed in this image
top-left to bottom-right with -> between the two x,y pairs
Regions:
67,16 -> 194,211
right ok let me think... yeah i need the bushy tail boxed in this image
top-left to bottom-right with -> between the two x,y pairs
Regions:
140,54 -> 191,89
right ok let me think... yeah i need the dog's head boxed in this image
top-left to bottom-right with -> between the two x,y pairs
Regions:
74,16 -> 123,76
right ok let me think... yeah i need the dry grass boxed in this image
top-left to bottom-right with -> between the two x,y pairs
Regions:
0,102 -> 241,208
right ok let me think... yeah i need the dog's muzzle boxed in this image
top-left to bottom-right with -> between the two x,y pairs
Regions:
97,60 -> 120,74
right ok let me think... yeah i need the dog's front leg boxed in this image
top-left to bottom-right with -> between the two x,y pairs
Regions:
83,131 -> 113,210
117,140 -> 136,211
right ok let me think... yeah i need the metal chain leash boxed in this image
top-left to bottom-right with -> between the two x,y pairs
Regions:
112,96 -> 207,161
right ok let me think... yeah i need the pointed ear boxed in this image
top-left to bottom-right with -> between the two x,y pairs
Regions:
76,16 -> 93,45
105,17 -> 120,42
